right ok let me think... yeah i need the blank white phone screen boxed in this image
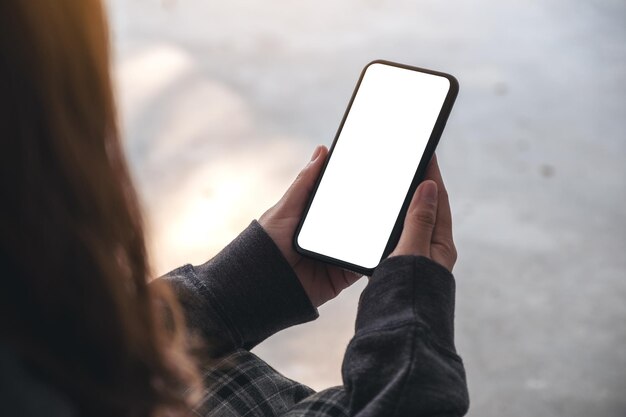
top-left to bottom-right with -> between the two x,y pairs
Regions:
296,63 -> 451,270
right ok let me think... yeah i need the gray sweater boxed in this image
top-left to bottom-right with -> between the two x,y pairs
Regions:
0,220 -> 469,416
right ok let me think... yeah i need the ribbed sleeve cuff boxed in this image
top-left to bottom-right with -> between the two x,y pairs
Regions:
355,255 -> 457,353
192,220 -> 319,349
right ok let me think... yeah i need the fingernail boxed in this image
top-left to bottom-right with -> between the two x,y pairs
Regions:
310,145 -> 322,162
418,181 -> 438,203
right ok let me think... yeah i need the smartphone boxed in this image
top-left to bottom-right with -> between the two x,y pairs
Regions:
293,60 -> 458,275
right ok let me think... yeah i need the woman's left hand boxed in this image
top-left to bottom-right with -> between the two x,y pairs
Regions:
259,145 -> 362,308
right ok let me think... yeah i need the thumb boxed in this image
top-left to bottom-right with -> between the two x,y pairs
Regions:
279,145 -> 327,213
392,180 -> 438,257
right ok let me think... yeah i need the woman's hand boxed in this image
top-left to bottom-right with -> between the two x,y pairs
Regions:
389,154 -> 457,272
259,145 -> 361,308
259,147 -> 456,307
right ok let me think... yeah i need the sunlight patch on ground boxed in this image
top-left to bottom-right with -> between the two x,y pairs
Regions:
114,43 -> 193,123
147,137 -> 309,274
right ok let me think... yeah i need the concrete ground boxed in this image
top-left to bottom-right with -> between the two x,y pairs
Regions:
108,1 -> 626,415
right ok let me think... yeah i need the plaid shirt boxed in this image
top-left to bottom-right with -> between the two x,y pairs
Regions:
163,220 -> 469,416
194,349 -> 348,417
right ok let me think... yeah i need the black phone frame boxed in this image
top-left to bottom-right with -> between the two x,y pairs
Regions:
293,59 -> 459,276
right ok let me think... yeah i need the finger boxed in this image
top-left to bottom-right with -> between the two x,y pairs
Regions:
425,155 -> 457,270
279,145 -> 328,213
328,266 -> 363,294
392,179 -> 438,257
424,155 -> 453,245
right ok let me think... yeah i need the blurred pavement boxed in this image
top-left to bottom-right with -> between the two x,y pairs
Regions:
108,1 -> 626,416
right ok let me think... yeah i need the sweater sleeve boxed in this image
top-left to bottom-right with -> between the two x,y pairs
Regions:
340,255 -> 469,417
158,220 -> 319,355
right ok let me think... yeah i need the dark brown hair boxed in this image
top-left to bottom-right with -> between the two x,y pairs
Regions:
0,1 -> 200,415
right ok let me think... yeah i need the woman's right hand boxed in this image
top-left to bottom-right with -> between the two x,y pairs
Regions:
389,154 -> 457,272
